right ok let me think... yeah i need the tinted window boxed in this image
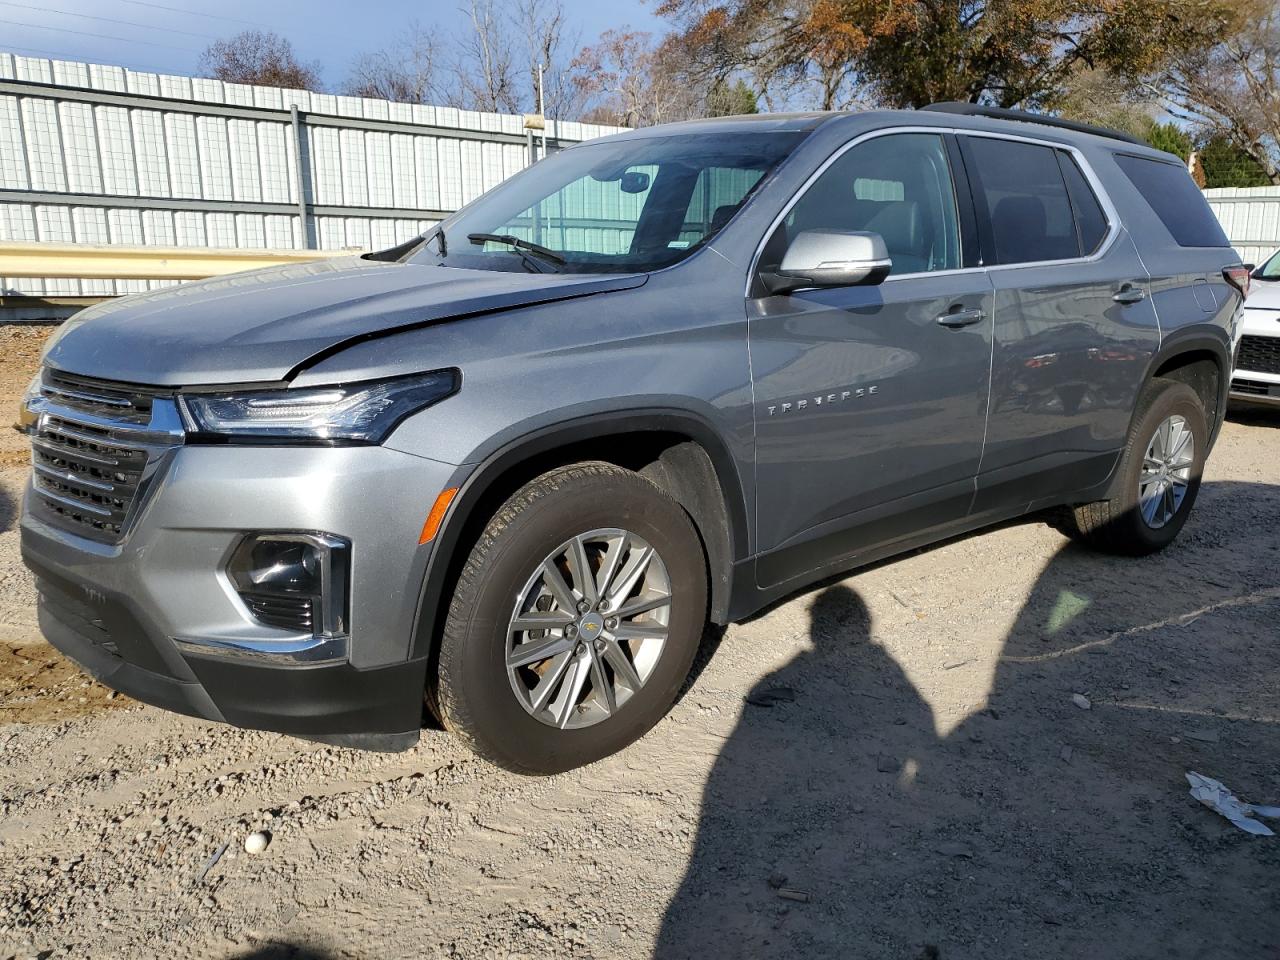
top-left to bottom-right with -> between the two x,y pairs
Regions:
1114,154 -> 1230,248
965,137 -> 1078,264
1058,152 -> 1109,255
768,133 -> 962,276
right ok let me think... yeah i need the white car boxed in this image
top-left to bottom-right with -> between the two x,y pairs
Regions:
1232,251 -> 1280,406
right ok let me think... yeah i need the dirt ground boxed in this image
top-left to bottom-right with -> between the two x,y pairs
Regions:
1,323 -> 1279,959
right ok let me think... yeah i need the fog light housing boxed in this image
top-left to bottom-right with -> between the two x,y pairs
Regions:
228,533 -> 350,637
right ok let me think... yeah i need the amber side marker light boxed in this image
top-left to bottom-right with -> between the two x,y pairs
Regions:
419,487 -> 459,544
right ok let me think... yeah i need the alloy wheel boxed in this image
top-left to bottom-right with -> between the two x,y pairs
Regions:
1138,413 -> 1194,529
505,528 -> 672,729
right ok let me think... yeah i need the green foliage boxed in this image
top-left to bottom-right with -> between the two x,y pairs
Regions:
706,79 -> 758,117
1198,137 -> 1272,188
1146,122 -> 1193,160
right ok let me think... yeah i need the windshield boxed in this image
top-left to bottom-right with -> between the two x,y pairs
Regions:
1254,249 -> 1280,280
411,131 -> 808,274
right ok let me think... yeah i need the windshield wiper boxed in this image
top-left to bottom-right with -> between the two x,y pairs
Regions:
467,233 -> 566,269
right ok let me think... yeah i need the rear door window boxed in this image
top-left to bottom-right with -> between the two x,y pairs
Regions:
963,137 -> 1079,264
1113,154 -> 1230,248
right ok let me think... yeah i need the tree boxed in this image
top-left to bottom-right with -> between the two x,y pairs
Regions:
707,78 -> 759,116
345,0 -> 579,116
1056,68 -> 1159,142
1198,136 -> 1272,188
1146,122 -> 1193,161
345,24 -> 436,102
452,0 -> 519,113
199,31 -> 321,90
1148,0 -> 1280,184
655,0 -> 1241,112
569,30 -> 702,127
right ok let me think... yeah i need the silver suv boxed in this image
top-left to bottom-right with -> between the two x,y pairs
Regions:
19,104 -> 1247,773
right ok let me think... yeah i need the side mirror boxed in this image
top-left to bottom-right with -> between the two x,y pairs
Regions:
762,230 -> 892,295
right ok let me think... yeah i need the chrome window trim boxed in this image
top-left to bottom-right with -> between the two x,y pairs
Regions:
745,125 -> 1122,297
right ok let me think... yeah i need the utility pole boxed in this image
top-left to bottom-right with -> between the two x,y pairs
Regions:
538,62 -> 548,158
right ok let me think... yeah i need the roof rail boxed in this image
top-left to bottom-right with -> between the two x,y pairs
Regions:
921,102 -> 1146,146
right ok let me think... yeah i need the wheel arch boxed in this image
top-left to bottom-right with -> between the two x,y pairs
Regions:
1144,329 -> 1231,447
409,408 -> 749,665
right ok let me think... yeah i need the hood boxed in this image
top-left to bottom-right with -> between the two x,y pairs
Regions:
43,256 -> 647,386
1246,277 -> 1280,310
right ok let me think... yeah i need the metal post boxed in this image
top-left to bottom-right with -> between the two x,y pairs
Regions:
537,63 -> 547,159
289,105 -> 316,249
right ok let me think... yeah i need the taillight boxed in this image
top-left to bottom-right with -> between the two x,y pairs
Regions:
1223,264 -> 1251,300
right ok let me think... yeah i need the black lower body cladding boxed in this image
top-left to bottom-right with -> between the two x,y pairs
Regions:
27,555 -> 426,751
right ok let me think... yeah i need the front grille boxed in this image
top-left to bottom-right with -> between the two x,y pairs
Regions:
1232,378 -> 1270,396
1237,335 -> 1280,375
26,370 -> 183,544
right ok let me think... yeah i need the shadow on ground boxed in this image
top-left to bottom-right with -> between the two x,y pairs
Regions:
657,480 -> 1280,959
0,480 -> 15,534
226,944 -> 338,960
1226,403 -> 1280,428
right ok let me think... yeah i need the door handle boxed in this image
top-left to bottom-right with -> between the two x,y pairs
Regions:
936,306 -> 985,328
1113,284 -> 1147,304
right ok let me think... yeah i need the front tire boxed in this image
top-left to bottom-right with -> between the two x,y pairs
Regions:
434,462 -> 708,774
1054,378 -> 1207,555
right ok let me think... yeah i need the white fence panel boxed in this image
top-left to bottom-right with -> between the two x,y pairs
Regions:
1205,186 -> 1280,267
0,52 -> 626,298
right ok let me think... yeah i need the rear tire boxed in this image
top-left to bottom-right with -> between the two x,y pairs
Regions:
1053,378 -> 1207,555
434,462 -> 708,774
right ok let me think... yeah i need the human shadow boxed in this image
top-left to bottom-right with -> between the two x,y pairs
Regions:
656,479 -> 1280,959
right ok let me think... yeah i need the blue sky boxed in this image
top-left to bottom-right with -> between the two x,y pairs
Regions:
0,0 -> 663,84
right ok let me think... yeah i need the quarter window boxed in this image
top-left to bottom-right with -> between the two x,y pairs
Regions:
764,133 -> 962,276
1058,152 -> 1109,256
1114,154 -> 1231,248
964,137 -> 1080,265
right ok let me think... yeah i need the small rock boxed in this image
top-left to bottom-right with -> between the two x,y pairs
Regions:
935,842 -> 974,859
244,831 -> 271,855
1186,729 -> 1219,744
876,754 -> 900,774
776,888 -> 810,903
767,872 -> 787,890
1060,746 -> 1073,763
1071,693 -> 1091,710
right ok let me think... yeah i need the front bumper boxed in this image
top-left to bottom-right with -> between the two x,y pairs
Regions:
1232,309 -> 1280,406
20,441 -> 463,748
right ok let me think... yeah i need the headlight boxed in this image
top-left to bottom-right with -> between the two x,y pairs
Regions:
180,370 -> 458,443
